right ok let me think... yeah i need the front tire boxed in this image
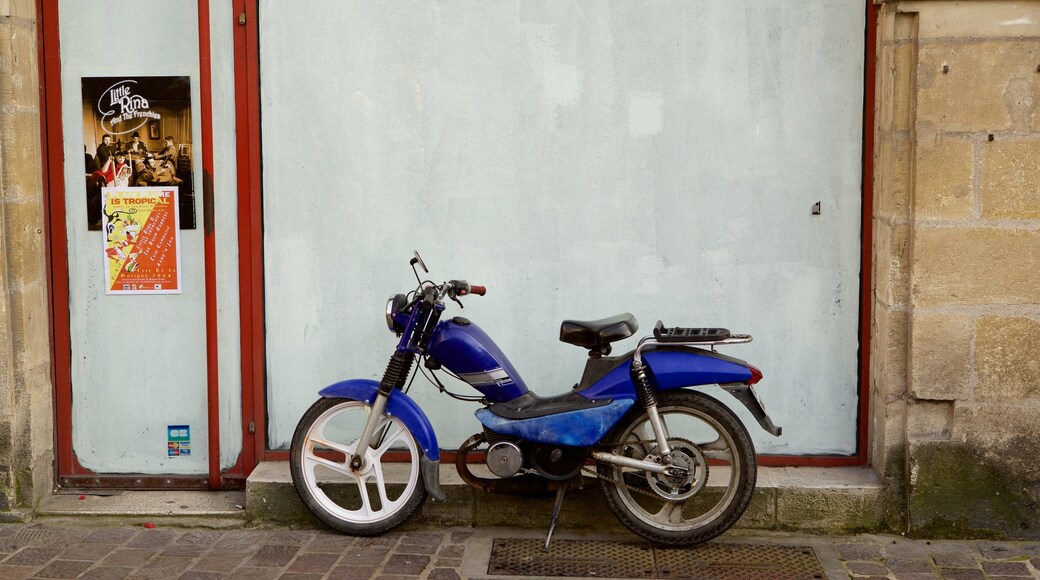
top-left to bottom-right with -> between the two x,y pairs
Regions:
290,397 -> 427,535
598,390 -> 757,545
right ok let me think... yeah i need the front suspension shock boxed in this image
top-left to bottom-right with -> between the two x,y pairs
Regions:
378,351 -> 415,396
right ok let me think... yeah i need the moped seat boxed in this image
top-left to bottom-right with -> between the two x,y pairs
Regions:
559,313 -> 638,352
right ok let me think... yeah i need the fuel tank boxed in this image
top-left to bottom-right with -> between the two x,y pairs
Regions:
425,317 -> 530,403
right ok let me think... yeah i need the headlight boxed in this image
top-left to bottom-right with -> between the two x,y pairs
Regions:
385,293 -> 407,333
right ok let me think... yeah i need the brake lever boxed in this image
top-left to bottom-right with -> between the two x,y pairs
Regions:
450,294 -> 464,309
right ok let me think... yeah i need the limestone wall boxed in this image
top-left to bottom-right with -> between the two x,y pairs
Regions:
873,0 -> 1040,538
0,0 -> 52,512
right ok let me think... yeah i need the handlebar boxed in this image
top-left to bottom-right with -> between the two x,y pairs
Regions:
417,280 -> 487,310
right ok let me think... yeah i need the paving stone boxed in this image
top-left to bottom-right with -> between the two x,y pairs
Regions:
402,532 -> 444,546
267,530 -> 317,546
303,534 -> 353,553
224,566 -> 282,580
449,531 -> 473,543
338,547 -> 389,566
32,559 -> 93,579
2,547 -> 61,565
981,561 -> 1031,576
374,576 -> 419,580
932,552 -> 977,568
892,574 -> 939,580
395,542 -> 438,555
176,572 -> 225,580
838,543 -> 885,560
128,529 -> 177,549
886,542 -> 933,558
1021,543 -> 1040,556
353,536 -> 399,548
888,558 -> 935,573
191,551 -> 250,573
83,529 -> 138,545
160,544 -> 206,558
100,548 -> 157,567
77,567 -> 133,580
277,574 -> 323,580
215,531 -> 267,551
429,568 -> 462,580
938,568 -> 984,580
327,565 -> 378,579
847,561 -> 890,576
433,557 -> 463,568
287,553 -> 339,574
177,530 -> 225,545
247,545 -> 301,567
977,543 -> 1025,561
60,543 -> 117,561
437,544 -> 465,559
130,556 -> 194,578
382,553 -> 430,575
0,565 -> 38,579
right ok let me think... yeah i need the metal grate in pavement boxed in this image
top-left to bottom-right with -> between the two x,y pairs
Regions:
489,538 -> 826,579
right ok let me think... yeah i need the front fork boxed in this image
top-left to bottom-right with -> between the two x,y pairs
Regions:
350,352 -> 414,473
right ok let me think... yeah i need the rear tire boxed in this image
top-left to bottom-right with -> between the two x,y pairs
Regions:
290,397 -> 427,535
597,390 -> 756,545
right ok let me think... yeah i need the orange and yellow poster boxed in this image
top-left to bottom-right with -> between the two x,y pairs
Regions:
101,186 -> 181,294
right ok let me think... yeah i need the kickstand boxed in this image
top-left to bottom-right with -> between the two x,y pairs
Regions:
543,485 -> 567,552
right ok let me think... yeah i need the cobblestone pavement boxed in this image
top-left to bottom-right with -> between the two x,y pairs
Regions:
0,520 -> 1038,579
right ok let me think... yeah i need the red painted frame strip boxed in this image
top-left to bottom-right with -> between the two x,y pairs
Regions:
197,0 -> 222,490
856,0 -> 879,467
233,0 -> 266,469
38,0 -> 85,480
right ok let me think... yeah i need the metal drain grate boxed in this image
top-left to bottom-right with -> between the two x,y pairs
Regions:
656,543 -> 825,580
489,539 -> 826,579
491,539 -> 656,578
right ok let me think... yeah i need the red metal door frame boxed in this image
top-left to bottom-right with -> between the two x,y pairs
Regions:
232,0 -> 879,468
38,0 -> 240,489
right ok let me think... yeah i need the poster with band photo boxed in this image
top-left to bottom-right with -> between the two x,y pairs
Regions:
81,76 -> 196,231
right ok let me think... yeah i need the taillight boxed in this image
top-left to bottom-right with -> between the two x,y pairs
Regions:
746,365 -> 763,385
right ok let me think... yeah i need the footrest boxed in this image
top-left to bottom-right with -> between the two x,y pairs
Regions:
653,320 -> 731,343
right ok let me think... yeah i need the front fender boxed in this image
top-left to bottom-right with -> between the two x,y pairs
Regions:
318,379 -> 440,462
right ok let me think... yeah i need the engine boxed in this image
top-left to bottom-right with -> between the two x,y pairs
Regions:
484,436 -> 587,481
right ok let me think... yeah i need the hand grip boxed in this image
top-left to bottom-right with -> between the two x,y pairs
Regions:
468,285 -> 487,296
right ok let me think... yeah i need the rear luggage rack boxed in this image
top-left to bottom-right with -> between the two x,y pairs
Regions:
633,321 -> 753,366
651,321 -> 752,346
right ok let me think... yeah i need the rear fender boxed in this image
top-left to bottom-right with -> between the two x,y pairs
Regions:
579,348 -> 782,436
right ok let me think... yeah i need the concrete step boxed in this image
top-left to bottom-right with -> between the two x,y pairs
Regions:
246,461 -> 886,534
36,490 -> 248,528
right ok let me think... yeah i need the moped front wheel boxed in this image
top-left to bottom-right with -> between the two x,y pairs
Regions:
290,397 -> 427,535
597,390 -> 756,545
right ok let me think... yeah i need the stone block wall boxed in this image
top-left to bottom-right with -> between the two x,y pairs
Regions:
873,0 -> 1040,538
0,0 -> 52,512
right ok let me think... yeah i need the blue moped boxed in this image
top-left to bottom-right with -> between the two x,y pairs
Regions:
290,252 -> 781,547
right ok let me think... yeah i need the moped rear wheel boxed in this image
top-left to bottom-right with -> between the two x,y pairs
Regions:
597,390 -> 756,545
290,397 -> 427,535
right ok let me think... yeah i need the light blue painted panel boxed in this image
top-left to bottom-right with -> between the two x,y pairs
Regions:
259,0 -> 864,455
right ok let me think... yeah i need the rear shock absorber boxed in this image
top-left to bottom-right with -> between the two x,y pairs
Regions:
631,361 -> 672,459
630,362 -> 657,409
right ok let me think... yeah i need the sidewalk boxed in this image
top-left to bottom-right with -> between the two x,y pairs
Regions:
0,518 -> 1038,579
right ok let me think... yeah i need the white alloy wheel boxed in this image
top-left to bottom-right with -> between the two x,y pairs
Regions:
290,398 -> 427,534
